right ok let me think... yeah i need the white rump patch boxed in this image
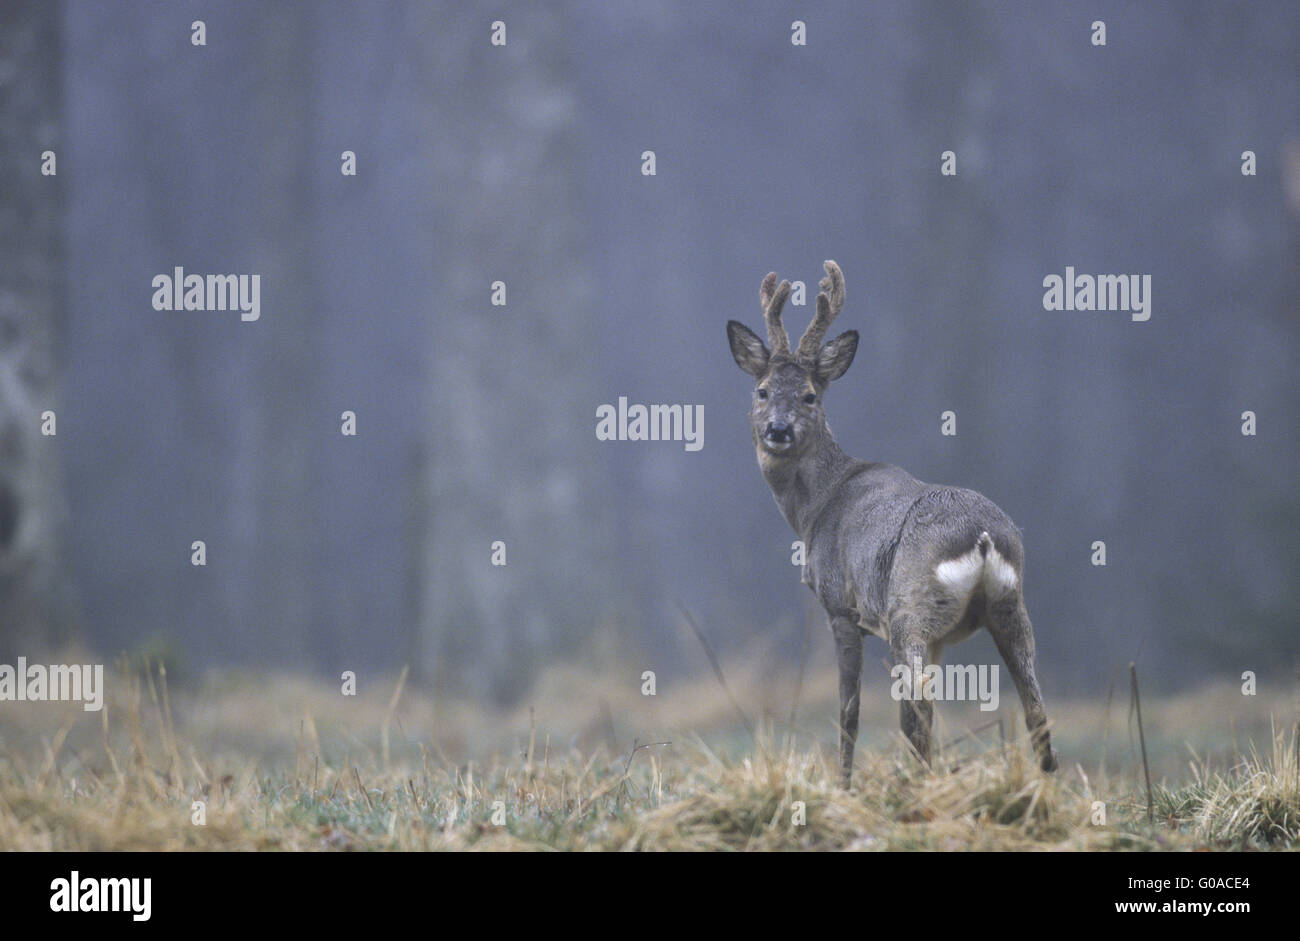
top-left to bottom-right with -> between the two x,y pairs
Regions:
933,532 -> 1018,598
984,548 -> 1019,593
933,550 -> 983,595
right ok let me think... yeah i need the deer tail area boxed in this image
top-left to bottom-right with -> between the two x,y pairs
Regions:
934,531 -> 1018,598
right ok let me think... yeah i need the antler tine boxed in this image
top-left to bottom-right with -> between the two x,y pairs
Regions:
760,271 -> 792,356
796,260 -> 845,363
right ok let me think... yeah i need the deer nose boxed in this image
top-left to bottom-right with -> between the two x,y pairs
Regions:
765,421 -> 793,443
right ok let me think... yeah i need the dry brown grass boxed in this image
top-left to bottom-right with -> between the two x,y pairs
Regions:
0,657 -> 1295,851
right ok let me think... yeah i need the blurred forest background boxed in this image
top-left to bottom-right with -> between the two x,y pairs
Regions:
1,1 -> 1296,709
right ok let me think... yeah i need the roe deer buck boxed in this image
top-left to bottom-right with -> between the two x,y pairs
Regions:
727,261 -> 1058,788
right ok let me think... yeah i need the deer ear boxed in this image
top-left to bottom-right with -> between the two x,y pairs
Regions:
727,321 -> 770,377
817,330 -> 858,382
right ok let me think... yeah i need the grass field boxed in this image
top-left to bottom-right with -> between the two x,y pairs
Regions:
1,653 -> 1297,851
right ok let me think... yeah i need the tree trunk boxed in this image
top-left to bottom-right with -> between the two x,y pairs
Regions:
0,0 -> 75,653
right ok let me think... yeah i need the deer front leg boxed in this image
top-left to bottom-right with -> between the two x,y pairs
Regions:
830,615 -> 863,790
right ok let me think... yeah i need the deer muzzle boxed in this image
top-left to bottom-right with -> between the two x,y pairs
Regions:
763,421 -> 794,451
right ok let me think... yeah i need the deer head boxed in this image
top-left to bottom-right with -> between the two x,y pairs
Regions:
726,260 -> 858,458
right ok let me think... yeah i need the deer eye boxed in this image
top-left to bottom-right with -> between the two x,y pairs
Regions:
803,393 -> 816,404
756,388 -> 768,399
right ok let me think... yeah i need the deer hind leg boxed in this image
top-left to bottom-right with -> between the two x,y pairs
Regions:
986,597 -> 1058,772
889,611 -> 944,766
830,614 -> 864,790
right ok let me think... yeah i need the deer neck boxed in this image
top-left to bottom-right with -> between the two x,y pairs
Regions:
758,424 -> 854,539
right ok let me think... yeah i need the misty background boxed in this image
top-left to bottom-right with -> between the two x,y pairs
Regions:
2,1 -> 1297,709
